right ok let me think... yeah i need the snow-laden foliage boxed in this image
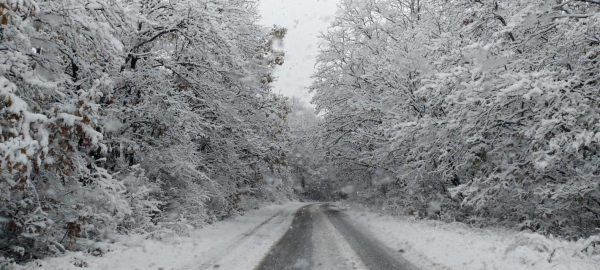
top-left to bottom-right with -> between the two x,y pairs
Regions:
285,99 -> 335,201
1,0 -> 295,264
311,0 -> 600,238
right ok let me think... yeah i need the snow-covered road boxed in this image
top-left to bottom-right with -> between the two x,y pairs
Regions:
256,204 -> 416,270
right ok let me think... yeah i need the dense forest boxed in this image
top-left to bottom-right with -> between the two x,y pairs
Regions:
2,0 -> 600,266
309,0 -> 600,239
1,0 -> 298,263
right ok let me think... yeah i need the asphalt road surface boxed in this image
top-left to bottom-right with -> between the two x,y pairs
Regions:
255,204 -> 418,270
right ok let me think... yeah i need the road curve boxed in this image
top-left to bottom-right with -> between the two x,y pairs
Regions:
255,204 -> 417,270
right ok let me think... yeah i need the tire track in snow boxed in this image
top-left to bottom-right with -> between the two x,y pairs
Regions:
197,206 -> 299,270
322,204 -> 419,270
311,204 -> 367,270
254,205 -> 314,270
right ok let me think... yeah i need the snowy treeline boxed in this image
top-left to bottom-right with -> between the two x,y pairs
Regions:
311,0 -> 600,238
286,99 -> 335,201
1,0 -> 296,264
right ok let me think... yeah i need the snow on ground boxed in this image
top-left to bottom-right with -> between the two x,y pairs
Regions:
344,204 -> 600,270
17,203 -> 306,270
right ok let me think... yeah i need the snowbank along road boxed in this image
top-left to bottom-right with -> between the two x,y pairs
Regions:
254,204 -> 417,270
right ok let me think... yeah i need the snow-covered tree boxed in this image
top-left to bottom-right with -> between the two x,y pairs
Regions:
311,0 -> 600,237
1,0 -> 296,263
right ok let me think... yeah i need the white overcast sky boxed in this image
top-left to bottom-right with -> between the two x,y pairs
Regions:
258,0 -> 340,107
